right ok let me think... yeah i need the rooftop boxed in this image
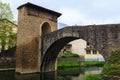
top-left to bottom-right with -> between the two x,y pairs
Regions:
17,2 -> 61,17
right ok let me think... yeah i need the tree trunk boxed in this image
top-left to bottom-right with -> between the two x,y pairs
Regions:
1,45 -> 5,52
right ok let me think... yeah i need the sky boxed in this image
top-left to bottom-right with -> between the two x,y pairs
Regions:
2,0 -> 120,26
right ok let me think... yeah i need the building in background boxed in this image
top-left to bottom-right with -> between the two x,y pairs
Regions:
64,39 -> 104,61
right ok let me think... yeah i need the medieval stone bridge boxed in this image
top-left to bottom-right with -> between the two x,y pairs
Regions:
15,3 -> 120,74
41,25 -> 120,72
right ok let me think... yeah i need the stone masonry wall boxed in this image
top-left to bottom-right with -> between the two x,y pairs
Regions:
16,5 -> 59,74
42,25 -> 120,62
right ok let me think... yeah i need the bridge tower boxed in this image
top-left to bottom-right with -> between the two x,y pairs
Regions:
16,2 -> 61,74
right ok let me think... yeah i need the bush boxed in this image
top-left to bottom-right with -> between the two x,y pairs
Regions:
102,64 -> 120,76
107,50 -> 120,64
84,74 -> 103,80
57,62 -> 80,68
102,50 -> 120,76
58,52 -> 80,58
84,61 -> 105,67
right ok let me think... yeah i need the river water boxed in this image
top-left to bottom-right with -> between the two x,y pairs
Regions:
0,67 -> 102,80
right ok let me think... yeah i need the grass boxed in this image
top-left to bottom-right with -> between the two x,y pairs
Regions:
57,62 -> 80,68
84,74 -> 104,80
58,51 -> 105,68
57,61 -> 105,68
84,61 -> 105,67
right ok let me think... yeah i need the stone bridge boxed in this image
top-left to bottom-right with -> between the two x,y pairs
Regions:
41,25 -> 120,72
15,3 -> 120,74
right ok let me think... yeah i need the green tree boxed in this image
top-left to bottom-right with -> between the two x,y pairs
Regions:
0,0 -> 17,52
0,19 -> 17,51
102,50 -> 120,76
0,0 -> 14,21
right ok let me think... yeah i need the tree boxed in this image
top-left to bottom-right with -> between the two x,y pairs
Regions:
0,0 -> 17,52
0,0 -> 14,21
0,19 -> 17,52
102,50 -> 120,76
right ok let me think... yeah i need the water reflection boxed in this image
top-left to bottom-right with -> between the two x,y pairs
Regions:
40,72 -> 57,80
15,72 -> 58,80
0,70 -> 15,80
0,67 -> 102,80
58,67 -> 85,80
85,67 -> 102,74
15,73 -> 40,80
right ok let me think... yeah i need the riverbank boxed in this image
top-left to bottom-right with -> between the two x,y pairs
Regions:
57,61 -> 105,68
0,57 -> 15,69
0,68 -> 15,71
83,61 -> 105,67
83,74 -> 120,80
84,74 -> 104,80
58,62 -> 80,68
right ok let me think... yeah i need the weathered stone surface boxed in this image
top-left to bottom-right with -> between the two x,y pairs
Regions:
16,3 -> 61,74
41,25 -> 120,72
16,3 -> 120,73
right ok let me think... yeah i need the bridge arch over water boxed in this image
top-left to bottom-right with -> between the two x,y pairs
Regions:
41,36 -> 79,72
16,3 -> 120,74
41,26 -> 120,72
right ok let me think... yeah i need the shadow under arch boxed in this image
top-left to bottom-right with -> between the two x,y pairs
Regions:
41,36 -> 79,72
41,22 -> 52,36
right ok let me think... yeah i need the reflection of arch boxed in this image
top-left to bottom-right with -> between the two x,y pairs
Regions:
41,22 -> 51,36
41,37 -> 79,72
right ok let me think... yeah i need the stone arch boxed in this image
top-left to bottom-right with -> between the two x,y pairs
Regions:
41,22 -> 52,36
41,36 -> 106,72
41,36 -> 79,72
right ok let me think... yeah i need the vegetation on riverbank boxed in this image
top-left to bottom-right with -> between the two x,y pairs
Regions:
57,62 -> 80,68
58,50 -> 120,79
58,51 -> 105,68
84,61 -> 105,67
102,50 -> 120,76
57,61 -> 105,68
84,74 -> 104,80
58,51 -> 80,58
86,50 -> 120,80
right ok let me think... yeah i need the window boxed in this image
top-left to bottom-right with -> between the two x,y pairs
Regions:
86,50 -> 91,54
93,50 -> 97,54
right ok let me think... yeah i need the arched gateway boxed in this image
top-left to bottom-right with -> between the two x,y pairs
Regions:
16,3 -> 120,74
16,2 -> 61,74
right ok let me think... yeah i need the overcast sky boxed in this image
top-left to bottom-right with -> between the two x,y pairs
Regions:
2,0 -> 120,26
